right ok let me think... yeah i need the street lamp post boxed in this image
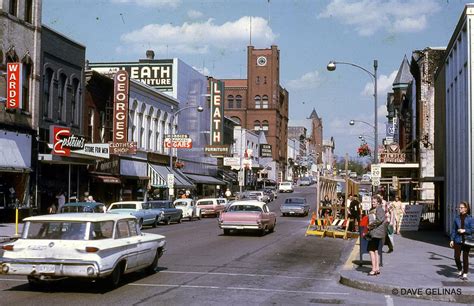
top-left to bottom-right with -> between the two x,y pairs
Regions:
327,60 -> 378,163
168,105 -> 204,200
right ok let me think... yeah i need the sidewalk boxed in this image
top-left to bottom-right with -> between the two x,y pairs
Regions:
340,231 -> 474,304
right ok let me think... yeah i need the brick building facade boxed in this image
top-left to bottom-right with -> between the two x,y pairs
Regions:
222,45 -> 289,181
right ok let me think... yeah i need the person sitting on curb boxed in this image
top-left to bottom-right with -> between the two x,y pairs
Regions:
450,201 -> 473,280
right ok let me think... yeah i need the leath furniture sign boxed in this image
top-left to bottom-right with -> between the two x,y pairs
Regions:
113,70 -> 129,143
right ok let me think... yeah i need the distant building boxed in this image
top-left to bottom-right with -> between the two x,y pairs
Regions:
308,108 -> 323,163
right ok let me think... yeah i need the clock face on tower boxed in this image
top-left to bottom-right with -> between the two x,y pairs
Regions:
257,56 -> 267,66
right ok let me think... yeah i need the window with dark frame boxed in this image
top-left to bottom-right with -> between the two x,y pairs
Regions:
24,0 -> 33,23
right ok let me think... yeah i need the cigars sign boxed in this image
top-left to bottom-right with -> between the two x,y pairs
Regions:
113,70 -> 129,143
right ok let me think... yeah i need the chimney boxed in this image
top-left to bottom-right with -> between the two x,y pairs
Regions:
146,50 -> 155,60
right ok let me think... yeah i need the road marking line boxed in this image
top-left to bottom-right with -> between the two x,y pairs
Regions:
160,270 -> 331,281
385,295 -> 394,306
128,283 -> 349,295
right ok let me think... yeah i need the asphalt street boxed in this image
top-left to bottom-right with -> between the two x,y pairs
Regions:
0,186 -> 457,305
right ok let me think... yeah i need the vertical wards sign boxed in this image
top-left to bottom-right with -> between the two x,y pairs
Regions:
114,70 -> 129,143
210,80 -> 224,145
6,63 -> 22,109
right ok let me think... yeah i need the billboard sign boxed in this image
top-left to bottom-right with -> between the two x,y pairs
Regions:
6,62 -> 22,109
113,70 -> 129,143
209,79 -> 224,145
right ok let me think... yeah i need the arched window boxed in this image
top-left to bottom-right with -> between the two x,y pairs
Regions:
24,0 -> 33,23
58,74 -> 67,122
147,107 -> 153,150
254,95 -> 261,109
262,95 -> 269,109
21,61 -> 31,112
130,100 -> 138,142
71,79 -> 80,124
236,95 -> 242,108
262,120 -> 269,134
43,68 -> 53,118
227,95 -> 234,109
139,104 -> 146,149
254,120 -> 261,131
231,116 -> 241,126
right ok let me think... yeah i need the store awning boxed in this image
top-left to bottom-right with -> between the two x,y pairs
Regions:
91,174 -> 121,184
148,164 -> 194,189
185,173 -> 227,185
0,132 -> 32,172
120,159 -> 148,179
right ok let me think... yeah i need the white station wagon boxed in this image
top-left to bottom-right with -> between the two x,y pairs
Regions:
0,213 -> 166,288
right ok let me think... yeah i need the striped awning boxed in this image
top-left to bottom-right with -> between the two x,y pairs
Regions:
148,164 -> 194,189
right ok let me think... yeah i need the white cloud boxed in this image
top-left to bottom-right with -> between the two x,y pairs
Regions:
362,70 -> 398,97
318,0 -> 440,36
119,16 -> 277,55
287,70 -> 322,89
193,66 -> 210,76
111,0 -> 181,8
187,9 -> 204,19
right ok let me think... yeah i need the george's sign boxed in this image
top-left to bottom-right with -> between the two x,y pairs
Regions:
113,70 -> 129,143
6,63 -> 22,109
210,79 -> 224,145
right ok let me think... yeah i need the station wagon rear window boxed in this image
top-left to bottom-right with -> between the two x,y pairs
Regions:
24,221 -> 88,240
197,201 -> 214,205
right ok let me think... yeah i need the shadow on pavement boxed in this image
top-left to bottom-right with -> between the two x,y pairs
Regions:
400,230 -> 449,248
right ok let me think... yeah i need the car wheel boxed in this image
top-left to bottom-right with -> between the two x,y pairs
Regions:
177,214 -> 182,224
27,276 -> 43,289
223,229 -> 230,235
165,217 -> 171,225
259,227 -> 266,236
153,217 -> 159,228
145,249 -> 161,275
107,263 -> 123,289
269,224 -> 275,233
138,219 -> 144,230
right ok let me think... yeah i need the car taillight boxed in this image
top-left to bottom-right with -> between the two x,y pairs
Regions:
2,245 -> 13,251
85,247 -> 100,253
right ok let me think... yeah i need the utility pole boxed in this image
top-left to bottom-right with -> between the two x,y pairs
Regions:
344,153 -> 349,220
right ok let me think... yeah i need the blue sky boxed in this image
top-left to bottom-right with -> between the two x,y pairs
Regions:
43,0 -> 468,158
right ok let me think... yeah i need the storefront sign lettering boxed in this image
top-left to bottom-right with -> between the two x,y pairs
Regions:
110,142 -> 137,155
52,127 -> 71,156
259,144 -> 272,158
113,70 -> 129,143
6,63 -> 22,109
210,79 -> 224,145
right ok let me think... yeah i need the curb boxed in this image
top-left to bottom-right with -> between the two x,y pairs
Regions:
339,272 -> 474,304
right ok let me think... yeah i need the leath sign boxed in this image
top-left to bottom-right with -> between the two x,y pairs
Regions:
6,63 -> 22,109
205,145 -> 229,155
210,79 -> 224,145
113,70 -> 129,143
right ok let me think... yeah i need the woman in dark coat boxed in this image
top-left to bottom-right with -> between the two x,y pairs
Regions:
450,201 -> 473,280
367,196 -> 387,276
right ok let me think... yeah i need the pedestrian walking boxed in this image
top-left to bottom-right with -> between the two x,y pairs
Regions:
367,196 -> 387,276
349,195 -> 361,232
384,202 -> 395,253
56,191 -> 65,212
225,188 -> 232,199
393,196 -> 404,234
450,201 -> 473,280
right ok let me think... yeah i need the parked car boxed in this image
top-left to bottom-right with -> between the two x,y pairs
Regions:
60,202 -> 106,213
173,199 -> 200,221
107,201 -> 163,228
147,200 -> 183,225
278,181 -> 294,193
196,198 -> 226,217
0,213 -> 166,288
218,200 -> 276,236
298,177 -> 312,186
280,197 -> 310,216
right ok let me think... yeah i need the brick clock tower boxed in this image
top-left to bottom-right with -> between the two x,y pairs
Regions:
223,45 -> 289,181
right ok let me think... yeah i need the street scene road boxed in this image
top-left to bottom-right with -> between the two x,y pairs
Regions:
0,187 -> 454,306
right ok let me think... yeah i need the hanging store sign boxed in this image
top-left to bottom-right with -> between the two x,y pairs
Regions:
6,62 -> 22,109
74,143 -> 110,159
259,144 -> 272,158
51,126 -> 86,156
109,142 -> 137,155
113,70 -> 129,143
164,134 -> 192,149
89,61 -> 173,91
379,142 -> 406,163
223,157 -> 240,167
204,145 -> 229,155
209,79 -> 224,145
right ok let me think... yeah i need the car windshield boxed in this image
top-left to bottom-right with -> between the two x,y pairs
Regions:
174,201 -> 187,206
284,198 -> 305,204
25,221 -> 88,240
228,205 -> 263,212
149,202 -> 169,209
197,201 -> 214,206
281,182 -> 291,186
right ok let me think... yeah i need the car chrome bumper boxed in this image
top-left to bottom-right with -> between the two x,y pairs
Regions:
0,258 -> 102,278
219,223 -> 262,230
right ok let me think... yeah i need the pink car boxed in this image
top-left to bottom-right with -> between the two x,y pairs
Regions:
196,198 -> 226,217
218,200 -> 276,236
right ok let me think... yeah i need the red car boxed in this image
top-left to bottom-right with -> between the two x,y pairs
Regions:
218,200 -> 276,236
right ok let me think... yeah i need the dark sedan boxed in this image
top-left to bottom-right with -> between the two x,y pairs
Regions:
280,197 -> 310,216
